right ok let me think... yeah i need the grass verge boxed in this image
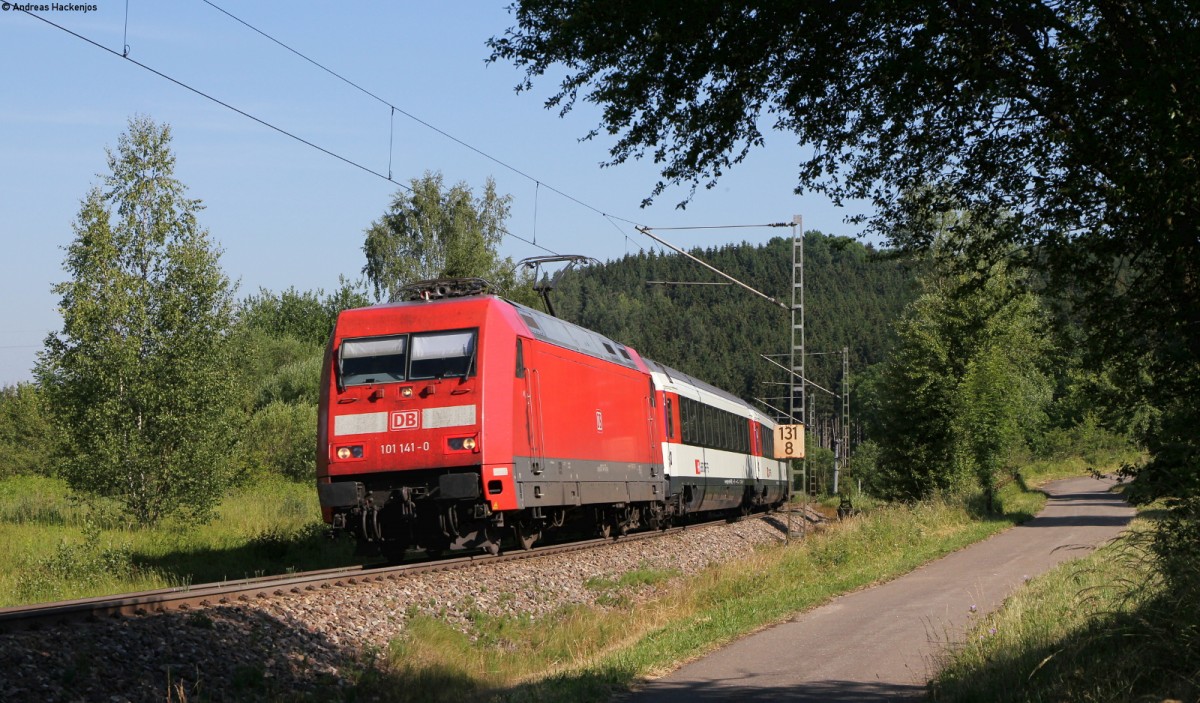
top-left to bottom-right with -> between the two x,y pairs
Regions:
0,474 -> 356,606
930,511 -> 1198,702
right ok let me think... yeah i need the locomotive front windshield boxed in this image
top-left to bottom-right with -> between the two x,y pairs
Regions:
409,330 -> 476,380
340,335 -> 408,386
338,329 -> 477,387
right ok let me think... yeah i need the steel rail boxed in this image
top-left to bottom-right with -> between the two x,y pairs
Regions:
0,514 -> 777,633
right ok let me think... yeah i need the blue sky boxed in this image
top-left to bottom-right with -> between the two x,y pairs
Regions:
0,2 -> 868,386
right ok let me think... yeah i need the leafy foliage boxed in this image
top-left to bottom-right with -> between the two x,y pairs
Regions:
869,256 -> 1051,504
238,278 -> 369,348
35,116 -> 236,524
238,401 -> 318,483
0,383 -> 58,478
552,233 -> 915,426
362,172 -> 536,304
227,281 -> 370,483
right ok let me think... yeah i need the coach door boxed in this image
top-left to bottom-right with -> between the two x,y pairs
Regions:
678,388 -> 708,511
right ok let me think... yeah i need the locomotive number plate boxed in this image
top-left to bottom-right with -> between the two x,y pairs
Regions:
380,442 -> 430,455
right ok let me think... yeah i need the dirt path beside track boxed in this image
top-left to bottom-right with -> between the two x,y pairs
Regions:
626,475 -> 1133,702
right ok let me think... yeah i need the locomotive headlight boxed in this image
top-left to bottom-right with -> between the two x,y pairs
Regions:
447,436 -> 479,452
401,386 -> 414,398
335,446 -> 364,460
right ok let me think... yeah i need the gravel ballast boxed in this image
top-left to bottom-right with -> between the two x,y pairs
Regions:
0,514 -> 812,702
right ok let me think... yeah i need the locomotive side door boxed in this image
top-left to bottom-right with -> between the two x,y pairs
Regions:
520,338 -> 545,475
645,377 -> 659,476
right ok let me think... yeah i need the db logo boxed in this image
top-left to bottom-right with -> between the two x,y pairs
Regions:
390,410 -> 419,430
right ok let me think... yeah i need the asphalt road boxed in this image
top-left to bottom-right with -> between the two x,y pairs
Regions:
625,475 -> 1133,702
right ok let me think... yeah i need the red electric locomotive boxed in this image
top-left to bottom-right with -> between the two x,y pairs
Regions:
316,279 -> 788,557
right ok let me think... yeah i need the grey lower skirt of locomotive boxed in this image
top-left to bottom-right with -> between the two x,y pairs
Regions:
318,467 -> 785,559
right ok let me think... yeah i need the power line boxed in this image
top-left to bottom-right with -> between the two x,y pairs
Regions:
19,9 -> 561,257
636,226 -> 788,310
198,0 -> 646,230
21,10 -> 793,272
643,223 -> 793,231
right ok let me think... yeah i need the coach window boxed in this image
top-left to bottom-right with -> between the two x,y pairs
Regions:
339,335 -> 408,387
688,400 -> 700,446
409,329 -> 478,380
665,398 -> 674,439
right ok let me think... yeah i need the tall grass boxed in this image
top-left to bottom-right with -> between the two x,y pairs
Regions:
0,475 -> 355,607
931,514 -> 1198,702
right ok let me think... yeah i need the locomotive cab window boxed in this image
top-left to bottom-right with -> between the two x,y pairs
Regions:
339,335 -> 408,387
337,329 -> 477,387
409,329 -> 477,380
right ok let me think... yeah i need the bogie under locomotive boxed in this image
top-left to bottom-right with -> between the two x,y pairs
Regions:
316,283 -> 789,557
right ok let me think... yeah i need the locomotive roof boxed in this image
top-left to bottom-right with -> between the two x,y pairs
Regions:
506,299 -> 771,424
506,300 -> 641,371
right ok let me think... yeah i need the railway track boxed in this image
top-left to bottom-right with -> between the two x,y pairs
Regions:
0,513 -> 790,633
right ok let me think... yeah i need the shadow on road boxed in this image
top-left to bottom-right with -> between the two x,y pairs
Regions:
619,677 -> 925,702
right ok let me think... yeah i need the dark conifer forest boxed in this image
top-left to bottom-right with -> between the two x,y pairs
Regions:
547,233 -> 917,440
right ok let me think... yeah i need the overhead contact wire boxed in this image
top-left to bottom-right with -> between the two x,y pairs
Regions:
199,0 -> 646,231
19,10 -> 561,257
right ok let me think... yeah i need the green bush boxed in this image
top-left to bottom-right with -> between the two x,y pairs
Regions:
238,401 -> 317,482
1034,414 -> 1133,463
255,353 -> 323,408
0,383 -> 59,478
848,440 -> 882,495
15,527 -> 141,602
229,329 -> 319,407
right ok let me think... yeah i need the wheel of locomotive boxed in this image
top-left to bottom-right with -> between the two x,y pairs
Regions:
513,520 -> 541,551
616,506 -> 637,536
479,526 -> 502,556
422,532 -> 451,559
594,508 -> 614,539
379,540 -> 409,563
644,502 -> 668,531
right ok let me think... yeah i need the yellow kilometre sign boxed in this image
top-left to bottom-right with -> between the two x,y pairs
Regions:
774,424 -> 805,459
